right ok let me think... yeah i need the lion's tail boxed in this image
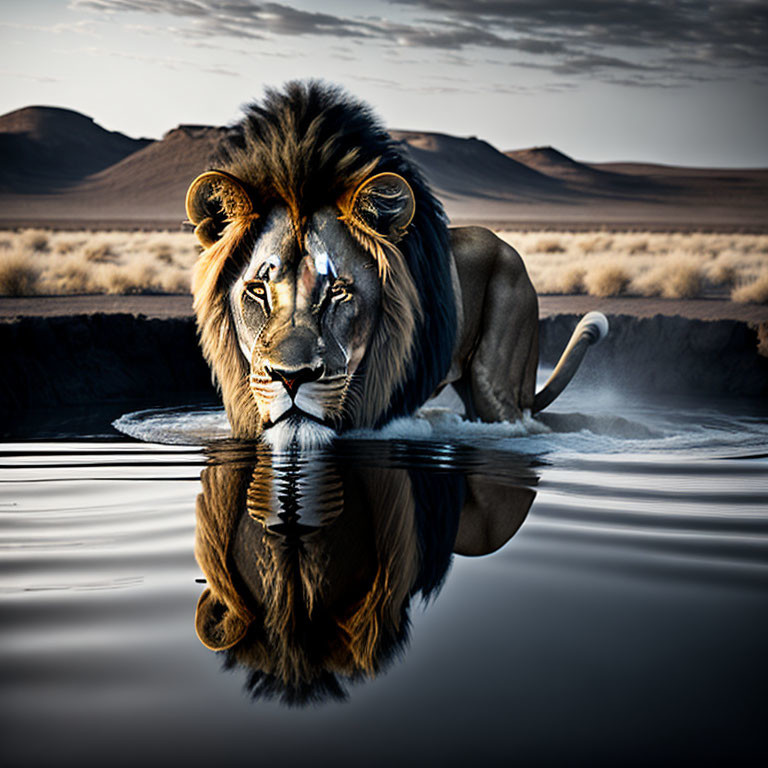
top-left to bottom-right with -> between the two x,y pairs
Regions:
532,311 -> 609,413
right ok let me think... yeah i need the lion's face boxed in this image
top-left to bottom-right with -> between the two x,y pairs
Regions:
187,167 -> 421,447
229,206 -> 381,445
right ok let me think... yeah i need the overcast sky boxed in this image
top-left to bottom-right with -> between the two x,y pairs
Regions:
1,0 -> 767,166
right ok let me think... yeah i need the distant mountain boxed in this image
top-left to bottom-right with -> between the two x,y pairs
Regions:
0,106 -> 151,192
392,131 -> 566,201
75,124 -> 229,217
506,146 -> 622,187
0,106 -> 765,229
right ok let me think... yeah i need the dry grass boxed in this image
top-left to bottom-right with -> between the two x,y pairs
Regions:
0,229 -> 198,295
534,237 -> 566,254
19,229 -> 50,253
1,227 -> 767,300
633,259 -> 705,299
732,271 -> 768,304
0,248 -> 40,296
583,265 -> 630,297
497,230 -> 768,300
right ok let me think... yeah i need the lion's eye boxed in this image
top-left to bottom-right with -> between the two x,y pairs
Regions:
330,280 -> 351,302
244,280 -> 270,313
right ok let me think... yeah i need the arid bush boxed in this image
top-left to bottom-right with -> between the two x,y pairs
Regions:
706,260 -> 737,288
150,242 -> 175,264
51,262 -> 96,294
0,249 -> 39,296
576,235 -> 613,255
85,243 -> 118,263
55,240 -> 78,255
634,260 -> 705,299
583,265 -> 630,297
732,272 -> 768,304
157,268 -> 191,293
661,261 -> 705,299
105,261 -> 161,294
557,266 -> 586,294
20,229 -> 50,253
534,237 -> 566,254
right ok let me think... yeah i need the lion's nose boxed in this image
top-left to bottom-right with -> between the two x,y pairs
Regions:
266,364 -> 324,396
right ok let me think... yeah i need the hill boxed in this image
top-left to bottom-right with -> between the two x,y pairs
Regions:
392,131 -> 566,201
0,106 -> 765,230
0,106 -> 151,193
505,146 -> 633,191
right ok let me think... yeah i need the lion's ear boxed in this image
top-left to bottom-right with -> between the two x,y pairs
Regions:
195,589 -> 249,651
347,172 -> 415,242
185,170 -> 254,248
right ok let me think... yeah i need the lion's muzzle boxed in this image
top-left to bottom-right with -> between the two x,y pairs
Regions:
250,361 -> 348,428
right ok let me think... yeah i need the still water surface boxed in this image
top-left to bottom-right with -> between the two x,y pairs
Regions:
1,389 -> 767,767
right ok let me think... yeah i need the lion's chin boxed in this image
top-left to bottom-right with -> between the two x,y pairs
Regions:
261,416 -> 337,452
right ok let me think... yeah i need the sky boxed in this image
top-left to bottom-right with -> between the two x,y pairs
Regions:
1,0 -> 767,166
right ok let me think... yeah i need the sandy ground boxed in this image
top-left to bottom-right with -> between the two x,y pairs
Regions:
1,293 -> 767,323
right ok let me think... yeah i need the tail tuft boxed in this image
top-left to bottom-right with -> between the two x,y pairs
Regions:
577,311 -> 609,345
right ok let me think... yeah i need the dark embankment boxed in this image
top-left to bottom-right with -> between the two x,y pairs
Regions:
1,313 -> 766,432
0,314 -> 215,427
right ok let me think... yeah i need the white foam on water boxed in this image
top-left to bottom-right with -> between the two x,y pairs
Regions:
112,406 -> 231,446
112,400 -> 768,460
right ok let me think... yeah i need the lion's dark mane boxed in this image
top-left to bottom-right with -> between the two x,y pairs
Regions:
213,80 -> 456,427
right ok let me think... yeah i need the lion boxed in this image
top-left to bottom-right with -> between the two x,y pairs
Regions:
185,81 -> 607,447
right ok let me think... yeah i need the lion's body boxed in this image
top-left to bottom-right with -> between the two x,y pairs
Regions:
188,82 -> 605,446
443,226 -> 539,421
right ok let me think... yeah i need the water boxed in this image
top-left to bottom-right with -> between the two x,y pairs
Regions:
2,388 -> 767,767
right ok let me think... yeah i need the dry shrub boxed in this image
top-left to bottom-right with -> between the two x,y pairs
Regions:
577,235 -> 613,255
635,260 -> 704,299
0,238 -> 12,250
627,238 -> 649,255
706,260 -> 737,288
85,243 -> 118,263
556,266 -> 586,293
150,242 -> 175,264
661,261 -> 704,299
732,271 -> 768,304
20,229 -> 50,253
52,262 -> 96,294
157,268 -> 191,293
0,249 -> 39,296
55,240 -> 78,255
105,261 -> 160,294
583,264 -> 630,297
534,237 -> 566,254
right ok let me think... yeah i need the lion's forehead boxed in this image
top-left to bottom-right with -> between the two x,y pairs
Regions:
240,207 -> 361,283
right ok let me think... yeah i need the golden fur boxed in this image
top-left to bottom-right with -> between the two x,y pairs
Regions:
194,453 -> 419,693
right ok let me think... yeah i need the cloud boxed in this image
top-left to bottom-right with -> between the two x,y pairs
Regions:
0,70 -> 61,83
68,0 -> 768,86
389,0 -> 768,69
0,19 -> 101,36
79,46 -> 242,77
71,1 -> 376,40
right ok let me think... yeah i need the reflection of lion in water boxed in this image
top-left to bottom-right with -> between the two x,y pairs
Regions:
194,447 -> 536,703
195,455 -> 420,699
186,81 -> 606,446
